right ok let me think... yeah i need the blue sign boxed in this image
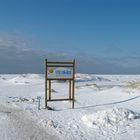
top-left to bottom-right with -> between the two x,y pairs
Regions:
47,67 -> 73,79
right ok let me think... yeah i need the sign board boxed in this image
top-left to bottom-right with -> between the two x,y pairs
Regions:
47,67 -> 73,79
45,59 -> 75,109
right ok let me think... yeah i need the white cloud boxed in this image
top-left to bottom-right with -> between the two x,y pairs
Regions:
0,33 -> 140,74
0,34 -> 29,48
0,33 -> 46,73
0,33 -> 72,73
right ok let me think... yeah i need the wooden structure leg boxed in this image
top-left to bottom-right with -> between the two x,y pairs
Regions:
45,80 -> 48,108
69,80 -> 72,100
72,80 -> 75,109
49,80 -> 51,100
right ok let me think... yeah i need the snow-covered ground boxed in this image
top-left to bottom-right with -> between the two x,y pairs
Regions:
1,73 -> 140,140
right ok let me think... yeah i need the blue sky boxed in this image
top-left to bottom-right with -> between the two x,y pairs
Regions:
0,0 -> 140,74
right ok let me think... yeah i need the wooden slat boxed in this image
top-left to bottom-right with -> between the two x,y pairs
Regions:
47,65 -> 73,67
47,98 -> 73,102
47,78 -> 73,80
47,61 -> 74,64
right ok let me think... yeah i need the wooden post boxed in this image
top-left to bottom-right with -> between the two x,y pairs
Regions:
69,80 -> 71,100
45,59 -> 48,108
72,59 -> 75,109
49,80 -> 51,100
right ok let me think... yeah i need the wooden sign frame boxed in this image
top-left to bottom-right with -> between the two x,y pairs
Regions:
45,59 -> 75,109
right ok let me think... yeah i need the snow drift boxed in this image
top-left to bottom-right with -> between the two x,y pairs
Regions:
82,108 -> 140,128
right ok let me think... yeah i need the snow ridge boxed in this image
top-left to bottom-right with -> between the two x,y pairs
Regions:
82,108 -> 140,128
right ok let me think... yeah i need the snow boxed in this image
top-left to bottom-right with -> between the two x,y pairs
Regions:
82,108 -> 140,127
0,74 -> 140,140
0,103 -> 61,140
